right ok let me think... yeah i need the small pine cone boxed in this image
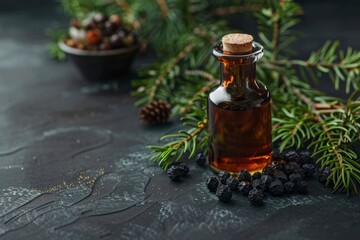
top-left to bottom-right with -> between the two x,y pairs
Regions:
140,100 -> 171,124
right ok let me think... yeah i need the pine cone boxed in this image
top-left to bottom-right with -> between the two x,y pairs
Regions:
140,100 -> 171,124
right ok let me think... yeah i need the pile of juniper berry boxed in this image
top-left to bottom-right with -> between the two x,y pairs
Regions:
166,149 -> 333,205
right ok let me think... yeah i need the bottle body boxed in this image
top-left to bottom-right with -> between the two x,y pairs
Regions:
208,42 -> 272,174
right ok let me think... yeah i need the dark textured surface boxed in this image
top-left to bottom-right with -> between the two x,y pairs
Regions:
0,1 -> 360,240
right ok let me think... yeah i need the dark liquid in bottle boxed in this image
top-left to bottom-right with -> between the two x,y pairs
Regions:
208,98 -> 272,174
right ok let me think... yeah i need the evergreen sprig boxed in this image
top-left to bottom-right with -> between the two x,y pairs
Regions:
148,97 -> 208,169
269,41 -> 360,93
46,26 -> 67,60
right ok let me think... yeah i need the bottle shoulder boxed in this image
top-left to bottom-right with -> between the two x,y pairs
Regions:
209,81 -> 271,110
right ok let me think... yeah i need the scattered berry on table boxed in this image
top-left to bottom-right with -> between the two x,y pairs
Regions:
216,185 -> 232,202
296,168 -> 305,177
238,181 -> 252,196
273,161 -> 285,171
298,149 -> 313,165
262,165 -> 275,176
194,153 -> 207,166
226,177 -> 239,191
248,188 -> 264,205
167,165 -> 184,181
261,174 -> 273,189
284,181 -> 295,193
283,149 -> 300,163
302,164 -> 316,178
269,179 -> 285,196
284,162 -> 301,175
218,171 -> 231,184
289,172 -> 303,185
252,172 -> 262,181
203,148 -> 319,205
272,152 -> 283,161
318,166 -> 332,184
179,163 -> 189,175
273,170 -> 288,183
297,180 -> 309,194
206,177 -> 219,192
237,169 -> 252,182
252,179 -> 265,191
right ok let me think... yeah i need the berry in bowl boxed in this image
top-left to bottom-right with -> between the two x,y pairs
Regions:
59,13 -> 139,82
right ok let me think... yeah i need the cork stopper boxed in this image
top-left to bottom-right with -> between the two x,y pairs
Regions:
222,33 -> 253,54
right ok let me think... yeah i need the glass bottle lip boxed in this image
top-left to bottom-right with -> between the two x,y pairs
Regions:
213,41 -> 264,60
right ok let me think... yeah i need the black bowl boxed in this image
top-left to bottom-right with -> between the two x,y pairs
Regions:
59,41 -> 138,82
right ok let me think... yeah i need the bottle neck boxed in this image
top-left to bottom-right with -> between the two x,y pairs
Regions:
220,61 -> 256,99
213,41 -> 263,101
221,61 -> 256,87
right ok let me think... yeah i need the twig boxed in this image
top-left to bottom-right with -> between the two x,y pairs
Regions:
314,103 -> 342,109
184,70 -> 217,82
180,70 -> 218,114
271,0 -> 286,61
272,14 -> 279,60
193,28 -> 217,44
171,119 -> 207,150
268,59 -> 360,70
289,115 -> 308,136
316,109 -> 342,114
281,76 -> 313,108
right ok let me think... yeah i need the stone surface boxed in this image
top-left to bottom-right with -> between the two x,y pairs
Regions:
0,1 -> 359,240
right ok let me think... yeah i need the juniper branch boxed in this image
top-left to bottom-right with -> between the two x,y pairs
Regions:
148,113 -> 208,169
269,59 -> 360,71
171,119 -> 207,150
179,70 -> 217,114
148,43 -> 194,101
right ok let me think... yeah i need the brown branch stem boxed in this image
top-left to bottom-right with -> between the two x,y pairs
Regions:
179,70 -> 218,114
193,28 -> 217,44
314,103 -> 342,109
156,0 -> 169,18
267,59 -> 360,70
272,13 -> 280,61
171,119 -> 207,150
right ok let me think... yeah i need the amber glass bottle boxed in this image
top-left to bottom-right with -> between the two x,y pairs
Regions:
208,35 -> 272,174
